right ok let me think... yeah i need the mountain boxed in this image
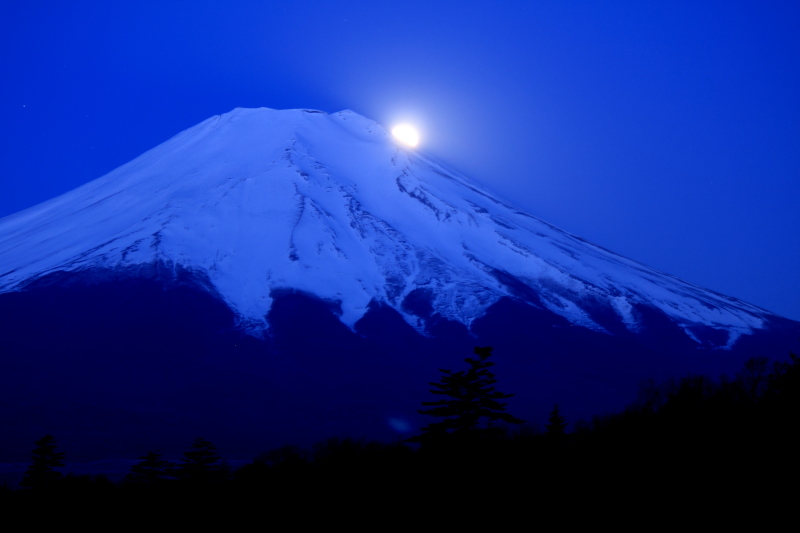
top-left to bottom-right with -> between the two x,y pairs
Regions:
1,108 -> 797,461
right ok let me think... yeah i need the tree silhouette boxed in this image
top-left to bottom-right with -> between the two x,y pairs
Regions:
176,437 -> 226,483
546,404 -> 568,436
20,435 -> 65,490
126,450 -> 175,485
409,346 -> 524,445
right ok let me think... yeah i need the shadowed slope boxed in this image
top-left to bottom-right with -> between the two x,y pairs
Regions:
1,268 -> 796,462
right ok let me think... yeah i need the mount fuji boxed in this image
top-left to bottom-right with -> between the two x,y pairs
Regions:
1,108 -> 796,460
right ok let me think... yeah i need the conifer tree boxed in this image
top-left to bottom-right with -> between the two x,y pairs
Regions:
409,346 -> 524,445
20,435 -> 65,490
177,437 -> 226,483
546,404 -> 568,436
126,450 -> 175,484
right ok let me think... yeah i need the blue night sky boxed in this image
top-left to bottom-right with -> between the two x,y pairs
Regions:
1,1 -> 798,320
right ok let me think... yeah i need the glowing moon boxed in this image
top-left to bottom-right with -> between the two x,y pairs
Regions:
391,124 -> 420,147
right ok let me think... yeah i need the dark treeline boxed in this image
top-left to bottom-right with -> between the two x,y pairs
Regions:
2,347 -> 799,522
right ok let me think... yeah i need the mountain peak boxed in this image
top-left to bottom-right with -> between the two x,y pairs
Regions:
0,108 -> 772,347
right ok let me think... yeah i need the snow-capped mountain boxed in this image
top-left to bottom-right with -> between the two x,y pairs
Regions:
0,108 -> 772,347
1,108 -> 796,462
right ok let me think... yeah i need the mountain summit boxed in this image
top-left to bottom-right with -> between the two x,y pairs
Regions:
0,108 -> 796,461
0,108 -> 772,347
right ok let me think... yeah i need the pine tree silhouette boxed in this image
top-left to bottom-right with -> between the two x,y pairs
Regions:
20,435 -> 65,490
126,450 -> 175,484
546,404 -> 568,436
177,437 -> 226,483
409,346 -> 524,445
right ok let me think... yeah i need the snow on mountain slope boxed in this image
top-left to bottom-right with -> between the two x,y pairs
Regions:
0,108 -> 771,346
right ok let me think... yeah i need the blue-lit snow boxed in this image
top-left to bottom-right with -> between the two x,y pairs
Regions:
0,108 -> 769,346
